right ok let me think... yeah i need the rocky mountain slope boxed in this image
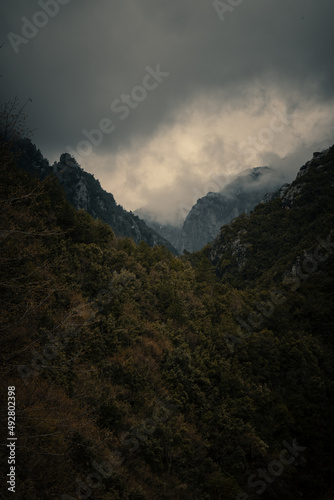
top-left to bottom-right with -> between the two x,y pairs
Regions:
141,167 -> 285,253
204,146 -> 334,288
15,139 -> 178,253
181,166 -> 286,252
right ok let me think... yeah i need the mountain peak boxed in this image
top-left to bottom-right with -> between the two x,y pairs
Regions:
59,152 -> 80,167
180,166 -> 285,252
14,138 -> 178,253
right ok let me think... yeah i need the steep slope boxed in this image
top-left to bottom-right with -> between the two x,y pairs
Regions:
181,167 -> 285,252
205,146 -> 334,289
15,139 -> 178,253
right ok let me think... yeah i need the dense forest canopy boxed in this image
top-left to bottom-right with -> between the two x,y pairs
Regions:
1,118 -> 334,499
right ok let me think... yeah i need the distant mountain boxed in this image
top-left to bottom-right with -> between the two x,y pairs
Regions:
180,167 -> 286,252
140,167 -> 285,253
15,139 -> 178,254
134,208 -> 183,251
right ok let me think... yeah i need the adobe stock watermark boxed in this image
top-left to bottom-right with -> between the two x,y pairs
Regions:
213,0 -> 245,22
236,438 -> 307,499
65,65 -> 170,161
61,398 -> 177,500
225,229 -> 334,353
7,0 -> 71,55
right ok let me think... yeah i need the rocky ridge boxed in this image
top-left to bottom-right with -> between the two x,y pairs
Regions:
143,167 -> 285,253
15,139 -> 178,253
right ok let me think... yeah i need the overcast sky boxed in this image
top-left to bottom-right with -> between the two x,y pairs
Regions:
1,0 -> 334,224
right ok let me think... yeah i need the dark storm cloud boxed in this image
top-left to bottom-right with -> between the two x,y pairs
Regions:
1,0 -> 333,158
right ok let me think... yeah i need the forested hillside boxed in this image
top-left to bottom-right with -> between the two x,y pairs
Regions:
206,147 -> 334,290
1,134 -> 334,499
15,138 -> 178,254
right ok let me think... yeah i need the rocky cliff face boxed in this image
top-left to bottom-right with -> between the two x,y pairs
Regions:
139,167 -> 285,253
179,167 -> 285,252
15,140 -> 178,253
180,189 -> 249,253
